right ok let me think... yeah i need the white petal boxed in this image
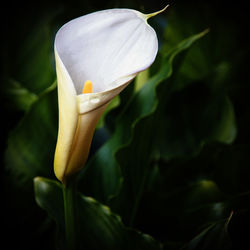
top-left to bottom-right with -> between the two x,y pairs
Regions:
54,50 -> 78,181
55,8 -> 158,94
54,8 -> 159,182
76,74 -> 135,114
65,102 -> 109,179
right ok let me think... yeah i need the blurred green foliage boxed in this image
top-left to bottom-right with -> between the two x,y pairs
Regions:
34,177 -> 162,250
2,0 -> 250,250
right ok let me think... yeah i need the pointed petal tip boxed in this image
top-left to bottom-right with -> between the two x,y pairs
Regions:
142,4 -> 169,21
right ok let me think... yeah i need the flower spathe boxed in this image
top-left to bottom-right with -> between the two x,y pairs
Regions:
54,6 -> 168,183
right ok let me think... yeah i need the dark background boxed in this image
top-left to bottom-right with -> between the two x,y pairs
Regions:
1,0 -> 250,249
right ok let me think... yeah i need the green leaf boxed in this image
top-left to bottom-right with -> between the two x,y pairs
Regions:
12,17 -> 56,94
34,177 -> 162,250
184,213 -> 233,250
208,96 -> 236,144
34,177 -> 64,226
154,86 -> 237,161
3,79 -> 38,112
5,82 -> 58,184
78,30 -> 209,222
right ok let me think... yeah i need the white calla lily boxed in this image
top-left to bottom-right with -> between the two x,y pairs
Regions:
54,6 -> 168,183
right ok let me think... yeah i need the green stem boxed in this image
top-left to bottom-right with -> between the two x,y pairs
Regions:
63,179 -> 78,250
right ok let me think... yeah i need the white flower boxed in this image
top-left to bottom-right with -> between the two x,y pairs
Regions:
53,6 -> 168,183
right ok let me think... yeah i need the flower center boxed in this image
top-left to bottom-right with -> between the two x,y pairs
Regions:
82,80 -> 93,94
